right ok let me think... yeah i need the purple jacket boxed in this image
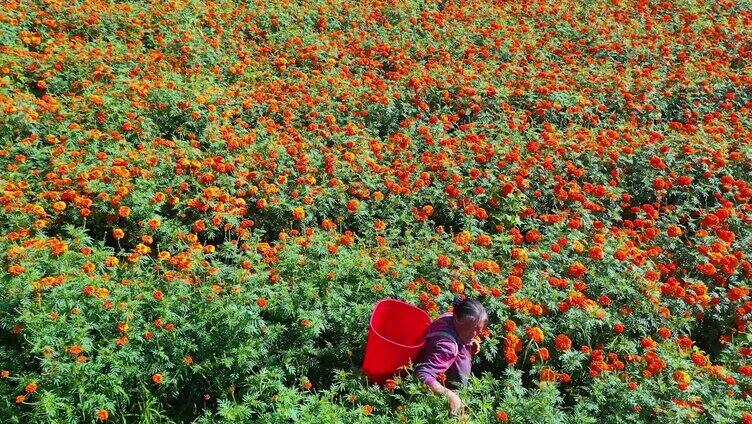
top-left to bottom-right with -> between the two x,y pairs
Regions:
415,313 -> 472,388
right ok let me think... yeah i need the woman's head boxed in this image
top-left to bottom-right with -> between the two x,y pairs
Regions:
452,296 -> 488,343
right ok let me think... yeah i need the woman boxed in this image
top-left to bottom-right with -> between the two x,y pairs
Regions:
415,296 -> 488,416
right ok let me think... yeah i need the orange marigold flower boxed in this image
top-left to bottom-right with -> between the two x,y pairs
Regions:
291,207 -> 305,220
673,370 -> 691,390
152,373 -> 164,384
118,206 -> 131,218
97,409 -> 109,421
526,327 -> 545,344
540,367 -> 557,382
24,382 -> 37,394
8,264 -> 25,275
667,226 -> 682,237
112,228 -> 125,240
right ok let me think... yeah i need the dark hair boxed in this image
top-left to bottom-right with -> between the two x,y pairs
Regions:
453,295 -> 488,323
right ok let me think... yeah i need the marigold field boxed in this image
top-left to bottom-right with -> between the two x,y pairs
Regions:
1,0 -> 752,422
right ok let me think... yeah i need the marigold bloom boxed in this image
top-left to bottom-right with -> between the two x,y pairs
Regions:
554,334 -> 572,351
291,207 -> 305,220
118,206 -> 131,218
540,367 -> 557,382
673,370 -> 691,390
152,373 -> 164,384
526,326 -> 545,343
97,409 -> 109,421
24,382 -> 37,394
568,261 -> 588,278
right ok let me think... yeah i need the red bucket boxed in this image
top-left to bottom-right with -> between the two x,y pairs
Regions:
361,298 -> 432,384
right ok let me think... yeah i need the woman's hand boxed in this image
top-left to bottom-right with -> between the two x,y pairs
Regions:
470,338 -> 481,355
426,380 -> 466,417
446,389 -> 465,416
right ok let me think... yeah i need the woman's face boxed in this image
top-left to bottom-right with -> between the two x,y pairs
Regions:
454,315 -> 487,344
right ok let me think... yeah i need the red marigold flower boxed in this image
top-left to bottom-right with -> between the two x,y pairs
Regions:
641,337 -> 657,350
657,327 -> 672,339
554,334 -> 572,351
525,229 -> 541,244
538,347 -> 550,361
589,246 -> 604,260
496,410 -> 509,421
153,290 -> 164,301
568,261 -> 588,278
667,226 -> 683,237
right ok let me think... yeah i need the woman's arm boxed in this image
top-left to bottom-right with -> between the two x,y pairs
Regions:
425,379 -> 464,416
415,337 -> 464,415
